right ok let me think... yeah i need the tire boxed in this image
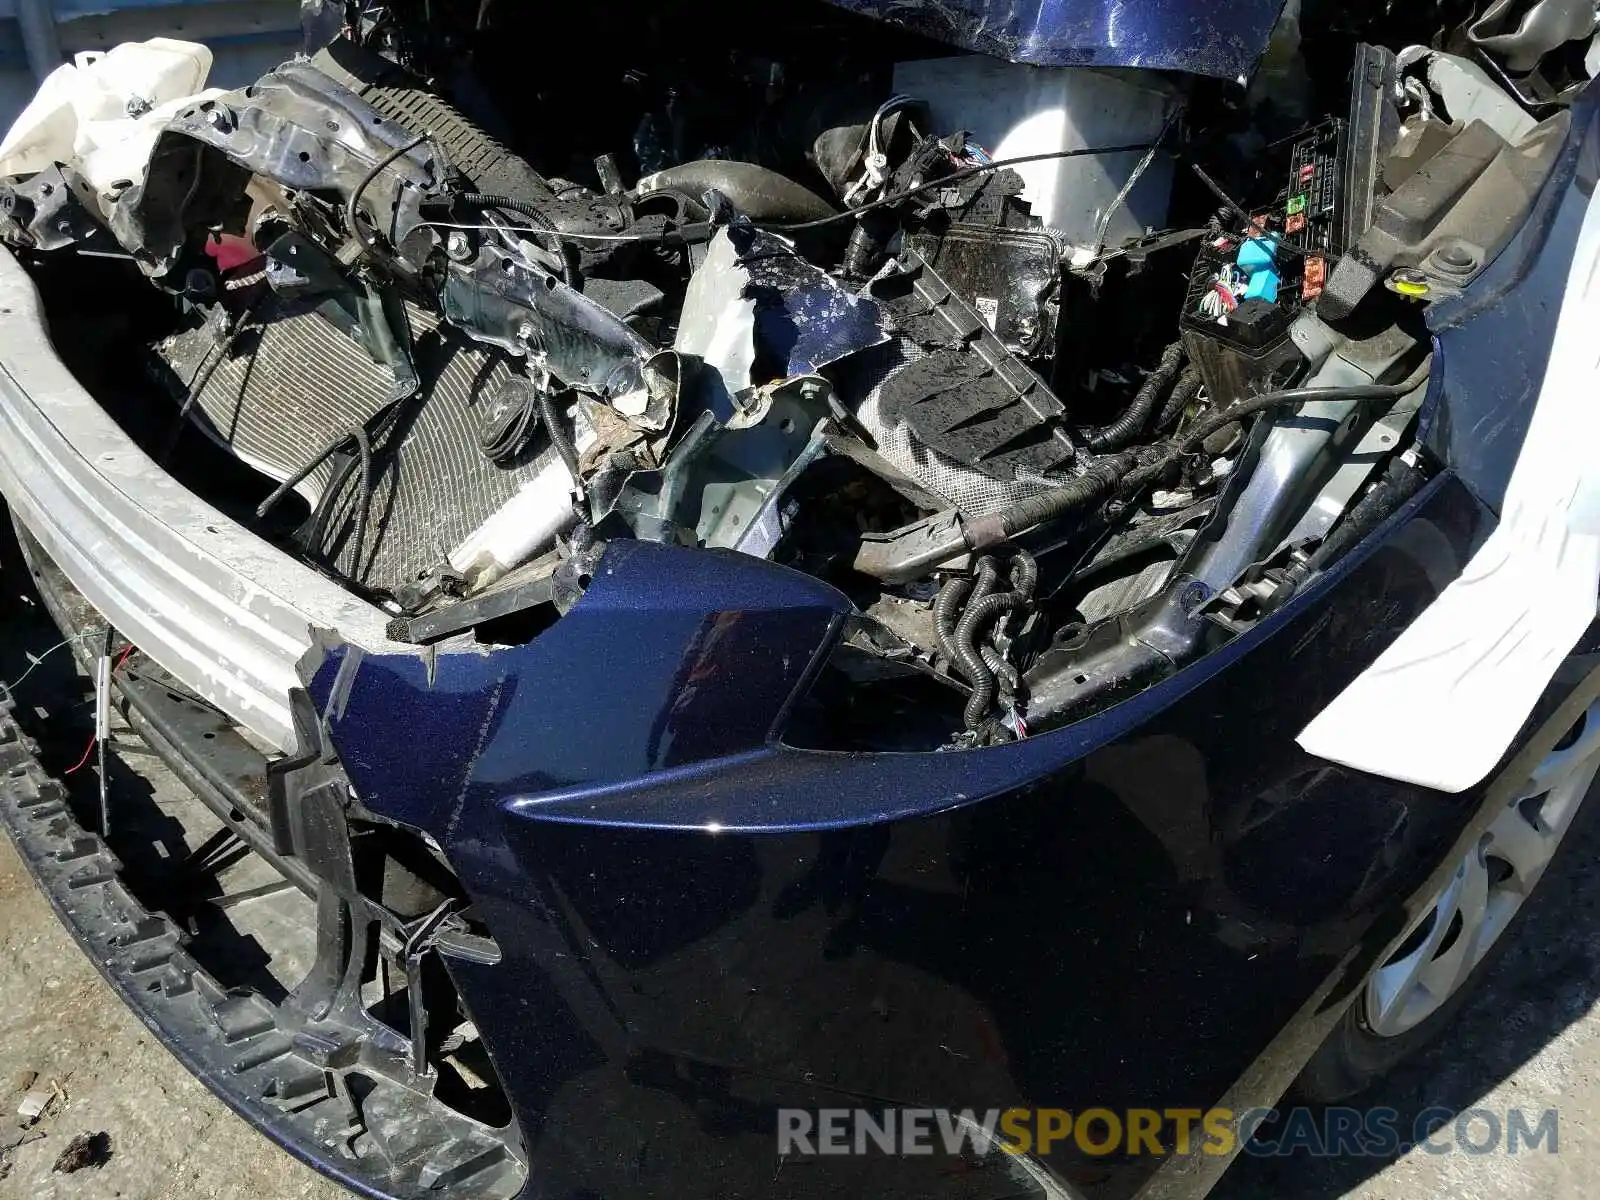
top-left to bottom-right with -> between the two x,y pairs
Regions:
1296,700 -> 1600,1102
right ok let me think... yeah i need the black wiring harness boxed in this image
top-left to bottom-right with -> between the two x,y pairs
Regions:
932,367 -> 1432,732
1080,339 -> 1188,453
937,550 -> 1039,734
964,367 -> 1434,553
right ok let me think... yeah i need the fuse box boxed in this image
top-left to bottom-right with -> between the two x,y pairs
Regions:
1177,43 -> 1396,404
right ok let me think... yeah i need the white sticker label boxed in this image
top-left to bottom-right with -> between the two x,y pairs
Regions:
974,296 -> 1000,330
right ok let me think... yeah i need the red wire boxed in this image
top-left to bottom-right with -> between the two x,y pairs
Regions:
63,733 -> 96,776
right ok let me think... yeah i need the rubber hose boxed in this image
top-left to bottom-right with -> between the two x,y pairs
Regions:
1156,365 -> 1203,433
1302,457 -> 1428,577
968,556 -> 1000,608
635,160 -> 838,223
161,293 -> 269,466
257,429 -> 352,520
1084,340 -> 1186,453
992,449 -> 1145,542
1258,459 -> 1428,612
934,575 -> 974,663
1010,549 -> 1038,601
256,423 -> 374,578
539,389 -> 583,486
980,645 -> 1021,691
955,593 -> 1023,729
348,427 -> 375,583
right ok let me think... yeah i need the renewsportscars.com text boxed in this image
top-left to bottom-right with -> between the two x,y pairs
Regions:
776,1106 -> 1559,1159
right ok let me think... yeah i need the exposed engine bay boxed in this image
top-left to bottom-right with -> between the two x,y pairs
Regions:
0,0 -> 1591,749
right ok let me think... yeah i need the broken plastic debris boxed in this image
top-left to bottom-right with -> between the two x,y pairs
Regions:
16,1087 -> 52,1121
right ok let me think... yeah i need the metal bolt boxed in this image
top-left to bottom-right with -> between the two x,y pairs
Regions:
1433,243 -> 1478,275
445,231 -> 471,261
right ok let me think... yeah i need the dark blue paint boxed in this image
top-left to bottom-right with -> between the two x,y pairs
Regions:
505,479 -> 1451,832
734,226 -> 889,378
820,0 -> 1287,79
304,87 -> 1600,1200
315,475 -> 1552,1199
315,541 -> 847,833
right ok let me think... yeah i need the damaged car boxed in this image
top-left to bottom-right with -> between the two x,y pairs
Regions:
1,0 -> 1599,1195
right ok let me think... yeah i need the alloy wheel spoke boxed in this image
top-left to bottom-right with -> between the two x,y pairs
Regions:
1369,868 -> 1464,1031
1485,802 -> 1556,894
1414,850 -> 1490,1003
1364,709 -> 1600,1041
1528,732 -> 1600,794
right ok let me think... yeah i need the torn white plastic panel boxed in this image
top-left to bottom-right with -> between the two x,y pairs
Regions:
1299,183 -> 1600,793
0,39 -> 226,197
674,229 -> 756,397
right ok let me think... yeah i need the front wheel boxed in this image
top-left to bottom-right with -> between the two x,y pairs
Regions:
1296,701 -> 1600,1102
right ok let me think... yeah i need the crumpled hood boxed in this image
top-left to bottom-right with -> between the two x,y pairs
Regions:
347,0 -> 1291,79
819,0 -> 1289,78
